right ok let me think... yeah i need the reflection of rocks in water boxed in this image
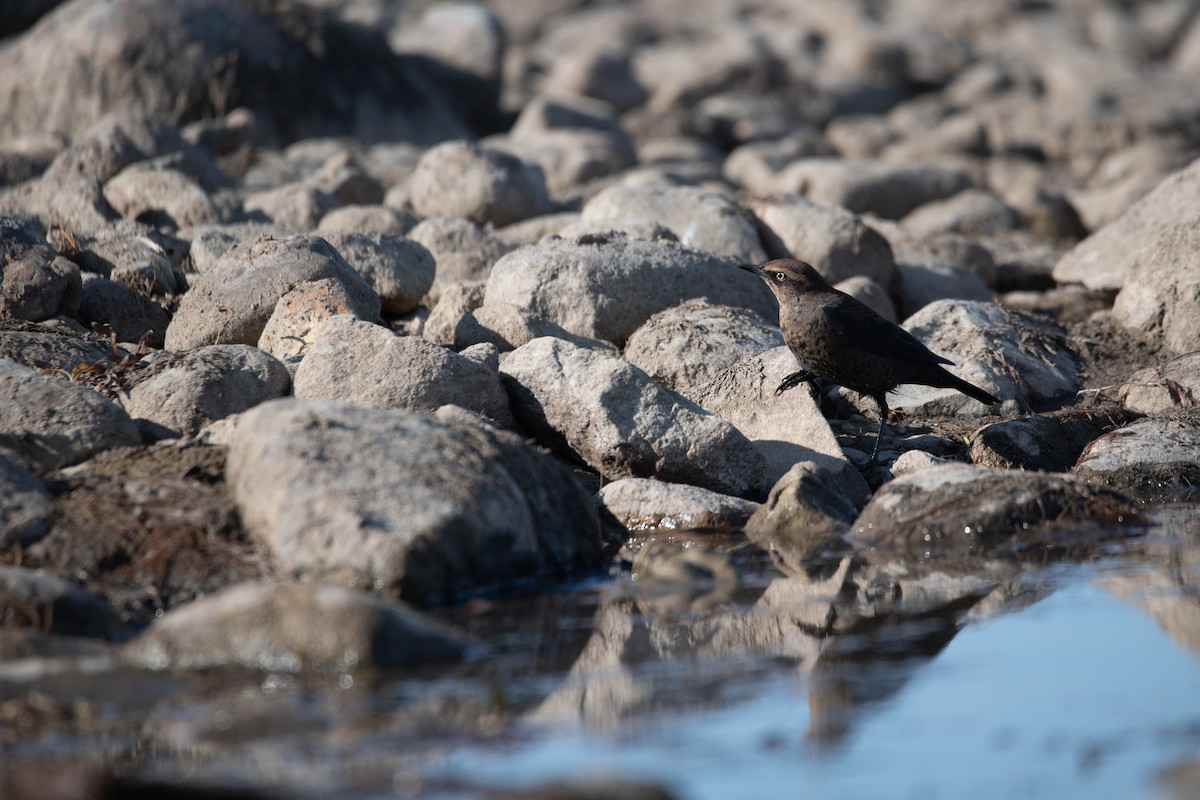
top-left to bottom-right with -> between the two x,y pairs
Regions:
1098,505 -> 1200,655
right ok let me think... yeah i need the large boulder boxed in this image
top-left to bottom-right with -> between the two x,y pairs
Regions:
226,399 -> 603,605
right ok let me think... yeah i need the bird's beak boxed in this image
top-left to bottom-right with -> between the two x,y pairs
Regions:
737,264 -> 764,277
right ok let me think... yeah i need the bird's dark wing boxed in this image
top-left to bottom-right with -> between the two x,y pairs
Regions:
822,299 -> 953,366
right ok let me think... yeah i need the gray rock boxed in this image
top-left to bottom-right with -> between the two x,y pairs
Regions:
0,453 -> 53,548
294,315 -> 512,427
848,463 -> 1137,557
258,278 -> 380,363
1054,155 -> 1200,291
318,231 -> 434,315
1112,220 -> 1200,355
0,565 -> 125,639
500,336 -> 765,496
408,141 -> 553,227
122,344 -> 290,437
122,581 -> 466,672
78,278 -> 171,347
901,188 -> 1025,237
0,223 -> 81,321
743,461 -> 866,562
184,222 -> 297,273
1074,415 -> 1200,498
0,324 -> 114,372
483,236 -> 775,346
487,129 -> 636,196
103,166 -> 222,229
688,346 -> 866,495
0,358 -> 141,471
622,299 -> 784,397
835,275 -> 897,323
389,2 -> 505,107
307,151 -> 384,207
542,48 -> 648,112
722,130 -> 837,195
969,409 -> 1135,472
1067,138 -> 1195,232
1120,354 -> 1200,414
581,185 -> 766,263
454,301 -> 612,354
65,222 -> 183,297
317,205 -> 419,236
408,215 -> 515,301
748,195 -> 897,288
896,300 -> 1077,415
423,280 -> 487,348
0,1 -> 484,146
165,234 -> 380,350
875,222 -> 997,287
776,158 -> 975,220
554,217 -> 678,244
242,183 -> 338,229
496,211 -> 581,245
598,478 -> 759,533
40,113 -> 209,186
510,92 -> 629,141
225,399 -> 602,604
896,261 -> 993,318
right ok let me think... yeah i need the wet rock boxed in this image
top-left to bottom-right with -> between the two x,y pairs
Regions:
580,185 -> 766,264
0,223 -> 81,321
0,0 -> 486,146
689,346 -> 866,493
969,409 -> 1136,471
0,322 -> 115,372
1054,155 -> 1200,291
1120,354 -> 1200,414
226,399 -> 603,604
776,158 -> 974,220
598,478 -> 759,533
122,345 -> 290,437
896,300 -> 1078,415
0,453 -> 52,548
484,236 -> 775,346
747,195 -> 897,288
77,278 -> 171,347
409,141 -> 553,227
499,336 -> 765,497
848,462 -> 1138,558
103,166 -> 222,228
423,280 -> 487,348
258,278 -> 379,363
317,205 -> 418,236
294,315 -> 512,427
743,461 -> 867,564
165,234 -> 380,350
629,535 -> 741,613
0,566 -> 125,639
622,299 -> 784,397
317,231 -> 434,315
1073,415 -> 1200,499
0,359 -> 141,471
408,215 -> 515,301
123,581 -> 466,672
1112,220 -> 1200,355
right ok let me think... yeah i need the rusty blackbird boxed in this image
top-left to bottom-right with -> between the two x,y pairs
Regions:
739,258 -> 999,467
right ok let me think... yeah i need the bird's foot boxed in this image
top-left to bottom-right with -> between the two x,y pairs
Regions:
775,370 -> 816,397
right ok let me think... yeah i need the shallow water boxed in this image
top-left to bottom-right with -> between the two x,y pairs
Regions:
4,510 -> 1200,800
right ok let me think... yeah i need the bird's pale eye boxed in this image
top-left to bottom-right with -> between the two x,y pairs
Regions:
774,271 -> 786,282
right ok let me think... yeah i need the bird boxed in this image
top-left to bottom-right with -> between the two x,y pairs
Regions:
738,258 -> 999,468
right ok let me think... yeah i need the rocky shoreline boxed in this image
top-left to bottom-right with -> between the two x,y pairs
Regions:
3,0 -> 1200,797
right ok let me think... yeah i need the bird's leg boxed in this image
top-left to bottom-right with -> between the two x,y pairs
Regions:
868,394 -> 889,469
775,369 -> 816,397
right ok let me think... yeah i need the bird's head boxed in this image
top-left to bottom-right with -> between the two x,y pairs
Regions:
737,259 -> 830,296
